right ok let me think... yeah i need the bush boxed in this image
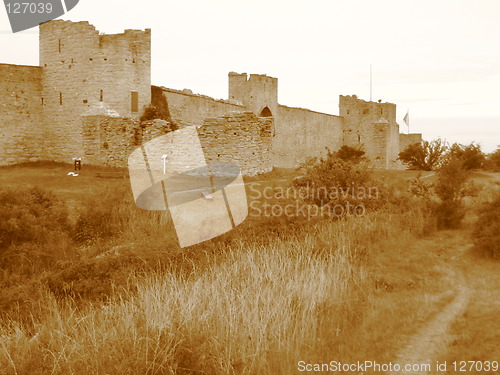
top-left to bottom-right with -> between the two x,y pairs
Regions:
293,149 -> 386,215
434,159 -> 474,228
446,142 -> 486,170
139,105 -> 171,123
44,254 -> 152,300
74,186 -> 132,244
334,145 -> 366,163
408,159 -> 474,229
0,186 -> 73,273
0,187 -> 71,249
472,194 -> 500,259
398,139 -> 447,171
485,146 -> 500,171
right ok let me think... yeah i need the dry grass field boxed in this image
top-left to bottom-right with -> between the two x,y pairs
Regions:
437,236 -> 500,374
0,162 -> 498,374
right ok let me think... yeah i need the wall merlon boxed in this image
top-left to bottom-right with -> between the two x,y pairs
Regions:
248,73 -> 277,82
228,71 -> 248,79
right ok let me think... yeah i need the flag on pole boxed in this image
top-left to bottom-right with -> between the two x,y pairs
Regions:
403,111 -> 410,133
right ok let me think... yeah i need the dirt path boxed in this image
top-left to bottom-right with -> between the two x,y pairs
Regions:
388,236 -> 471,375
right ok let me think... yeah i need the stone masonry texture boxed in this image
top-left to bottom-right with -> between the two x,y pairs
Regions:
0,20 -> 422,175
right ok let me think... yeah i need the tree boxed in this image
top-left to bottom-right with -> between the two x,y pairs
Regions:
446,142 -> 485,170
408,157 -> 475,229
486,146 -> 500,171
398,139 -> 448,171
433,158 -> 474,228
472,193 -> 500,259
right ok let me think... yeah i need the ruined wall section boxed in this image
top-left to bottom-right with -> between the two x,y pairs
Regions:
39,20 -> 151,162
0,64 -> 44,165
82,112 -> 273,176
198,112 -> 274,176
157,87 -> 244,127
274,105 -> 344,168
82,116 -> 171,167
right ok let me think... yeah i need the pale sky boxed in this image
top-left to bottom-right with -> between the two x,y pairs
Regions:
1,0 -> 499,152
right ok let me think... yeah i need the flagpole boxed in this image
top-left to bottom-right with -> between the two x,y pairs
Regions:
370,64 -> 372,101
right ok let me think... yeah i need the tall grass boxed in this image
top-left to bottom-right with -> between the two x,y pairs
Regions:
0,205 -> 445,375
0,161 -> 456,374
0,236 -> 358,374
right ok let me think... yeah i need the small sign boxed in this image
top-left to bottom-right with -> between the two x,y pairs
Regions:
73,157 -> 82,171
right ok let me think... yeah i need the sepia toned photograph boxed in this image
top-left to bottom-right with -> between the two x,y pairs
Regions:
0,0 -> 499,374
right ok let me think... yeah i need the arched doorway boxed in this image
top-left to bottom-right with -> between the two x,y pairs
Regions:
259,106 -> 272,117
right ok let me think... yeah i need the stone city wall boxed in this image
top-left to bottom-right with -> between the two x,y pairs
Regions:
198,112 -> 274,176
82,111 -> 273,176
158,87 -> 245,127
0,63 -> 44,165
273,105 -> 344,168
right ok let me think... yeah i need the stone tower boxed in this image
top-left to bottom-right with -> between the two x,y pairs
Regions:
339,95 -> 400,168
228,72 -> 278,119
39,20 -> 151,160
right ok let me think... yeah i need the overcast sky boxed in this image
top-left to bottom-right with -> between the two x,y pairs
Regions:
1,0 -> 499,152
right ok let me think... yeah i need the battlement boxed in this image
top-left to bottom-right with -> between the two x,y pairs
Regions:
228,71 -> 278,84
40,20 -> 151,64
339,94 -> 396,109
40,19 -> 94,29
339,94 -> 396,124
249,73 -> 278,84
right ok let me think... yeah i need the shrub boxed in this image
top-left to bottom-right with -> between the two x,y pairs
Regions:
44,254 -> 152,300
472,193 -> 500,259
485,146 -> 500,171
434,159 -> 471,228
293,149 -> 385,215
74,186 -> 132,244
139,104 -> 171,123
0,186 -> 71,249
433,159 -> 474,228
334,145 -> 366,162
0,186 -> 73,273
446,142 -> 486,170
408,159 -> 474,229
398,139 -> 447,170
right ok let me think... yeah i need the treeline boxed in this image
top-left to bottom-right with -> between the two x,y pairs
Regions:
399,139 -> 500,171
